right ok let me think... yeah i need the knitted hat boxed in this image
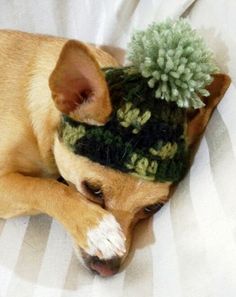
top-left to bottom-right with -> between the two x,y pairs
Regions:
59,19 -> 218,183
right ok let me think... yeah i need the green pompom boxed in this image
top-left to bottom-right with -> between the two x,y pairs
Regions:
127,19 -> 218,109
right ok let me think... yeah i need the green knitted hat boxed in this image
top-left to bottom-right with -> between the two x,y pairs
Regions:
59,19 -> 218,183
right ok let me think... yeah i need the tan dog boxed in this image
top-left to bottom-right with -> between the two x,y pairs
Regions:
0,30 -> 231,276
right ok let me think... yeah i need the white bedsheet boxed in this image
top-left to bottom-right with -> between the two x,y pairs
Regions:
0,1 -> 236,297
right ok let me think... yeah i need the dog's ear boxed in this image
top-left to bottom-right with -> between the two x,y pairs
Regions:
187,73 -> 231,146
49,40 -> 112,125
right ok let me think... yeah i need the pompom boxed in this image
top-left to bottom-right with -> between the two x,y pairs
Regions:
127,19 -> 218,109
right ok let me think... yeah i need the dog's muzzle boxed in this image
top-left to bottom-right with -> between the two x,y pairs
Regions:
89,256 -> 121,277
82,251 -> 121,277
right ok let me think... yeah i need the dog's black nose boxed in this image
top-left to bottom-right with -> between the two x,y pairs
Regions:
89,256 -> 121,277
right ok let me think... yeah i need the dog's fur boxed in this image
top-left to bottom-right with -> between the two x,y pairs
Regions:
0,30 -> 231,276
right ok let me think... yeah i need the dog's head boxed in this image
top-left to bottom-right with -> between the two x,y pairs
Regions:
49,40 -> 230,276
48,40 -> 174,275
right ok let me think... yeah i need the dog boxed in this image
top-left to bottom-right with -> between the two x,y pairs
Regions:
0,30 -> 231,277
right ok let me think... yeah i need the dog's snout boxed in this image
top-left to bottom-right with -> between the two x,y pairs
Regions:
89,256 -> 121,277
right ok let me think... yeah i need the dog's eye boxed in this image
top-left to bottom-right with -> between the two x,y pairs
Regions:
82,181 -> 104,204
143,203 -> 163,215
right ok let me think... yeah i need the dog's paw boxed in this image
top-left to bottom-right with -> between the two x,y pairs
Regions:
85,215 -> 126,260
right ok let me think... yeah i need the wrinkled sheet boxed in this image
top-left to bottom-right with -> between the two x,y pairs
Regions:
0,1 -> 236,296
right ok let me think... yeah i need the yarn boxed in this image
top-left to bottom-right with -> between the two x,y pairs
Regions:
60,67 -> 188,182
127,19 -> 218,108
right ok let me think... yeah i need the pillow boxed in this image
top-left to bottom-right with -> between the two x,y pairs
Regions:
187,0 -> 236,84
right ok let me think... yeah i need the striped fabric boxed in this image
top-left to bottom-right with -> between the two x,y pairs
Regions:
1,1 -> 236,296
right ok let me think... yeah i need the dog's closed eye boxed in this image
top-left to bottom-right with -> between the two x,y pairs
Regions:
143,203 -> 163,215
82,181 -> 104,206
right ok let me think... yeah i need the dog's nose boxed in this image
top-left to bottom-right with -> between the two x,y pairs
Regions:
89,256 -> 121,277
